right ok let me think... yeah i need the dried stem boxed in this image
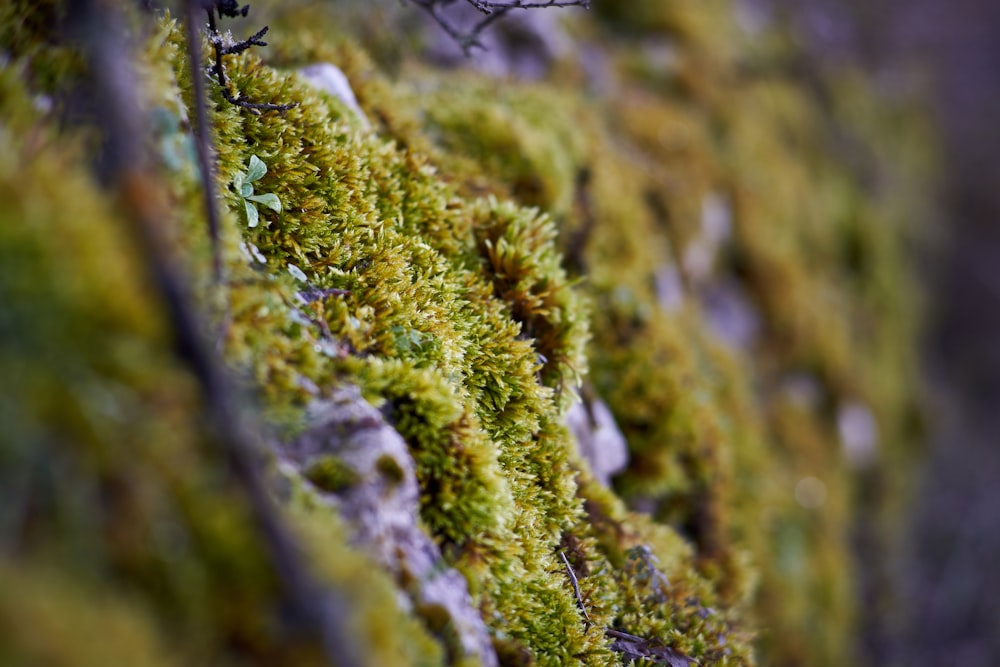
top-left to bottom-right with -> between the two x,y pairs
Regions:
559,550 -> 592,628
606,628 -> 698,666
407,0 -> 590,55
470,0 -> 591,9
204,4 -> 297,113
183,0 -> 224,287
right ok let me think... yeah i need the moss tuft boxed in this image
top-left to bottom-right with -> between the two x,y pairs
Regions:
0,3 -> 932,666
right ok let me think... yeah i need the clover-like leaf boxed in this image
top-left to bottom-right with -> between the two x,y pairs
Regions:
247,192 -> 282,213
244,200 -> 259,228
240,181 -> 254,198
233,171 -> 244,193
246,154 -> 267,182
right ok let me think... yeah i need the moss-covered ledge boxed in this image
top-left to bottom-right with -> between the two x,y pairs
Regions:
0,2 -> 932,666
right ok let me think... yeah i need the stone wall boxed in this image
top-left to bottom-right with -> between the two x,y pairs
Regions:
0,2 -> 934,665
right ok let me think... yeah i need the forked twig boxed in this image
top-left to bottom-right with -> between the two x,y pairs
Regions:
407,0 -> 590,55
204,2 -> 298,113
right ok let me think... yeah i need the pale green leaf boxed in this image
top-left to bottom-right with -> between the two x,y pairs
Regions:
244,200 -> 259,228
246,193 -> 282,213
246,154 -> 267,182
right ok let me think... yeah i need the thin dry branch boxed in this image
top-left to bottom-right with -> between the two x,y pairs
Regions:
606,629 -> 698,667
559,550 -> 592,628
204,3 -> 297,113
407,0 -> 589,55
183,0 -> 224,287
470,0 -> 592,10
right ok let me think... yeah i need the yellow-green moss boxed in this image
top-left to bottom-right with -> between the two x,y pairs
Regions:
0,44 -> 451,667
0,2 -> 932,666
371,3 -> 928,665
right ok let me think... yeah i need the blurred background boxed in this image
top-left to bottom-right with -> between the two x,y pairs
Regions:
768,0 -> 1000,663
410,1 -> 1000,661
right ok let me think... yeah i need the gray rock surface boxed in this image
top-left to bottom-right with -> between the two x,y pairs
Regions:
566,394 -> 629,486
282,385 -> 498,667
297,63 -> 371,130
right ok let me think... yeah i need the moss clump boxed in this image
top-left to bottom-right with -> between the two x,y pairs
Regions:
371,3 -> 929,665
0,2 -> 932,666
375,453 -> 407,486
0,59 -> 443,666
304,455 -> 361,493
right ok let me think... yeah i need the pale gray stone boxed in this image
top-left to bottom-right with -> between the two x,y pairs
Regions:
297,63 -> 371,129
700,280 -> 760,350
282,385 -> 498,667
838,401 -> 879,468
566,395 -> 629,486
654,264 -> 685,312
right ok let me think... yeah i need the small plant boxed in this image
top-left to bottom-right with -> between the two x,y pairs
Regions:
233,154 -> 282,228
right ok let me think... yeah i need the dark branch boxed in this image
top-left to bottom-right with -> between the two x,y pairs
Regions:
183,1 -> 224,287
219,25 -> 269,55
408,0 -> 491,54
606,629 -> 697,666
407,0 -> 589,56
470,0 -> 591,11
215,0 -> 250,18
205,7 -> 297,114
559,550 -> 592,628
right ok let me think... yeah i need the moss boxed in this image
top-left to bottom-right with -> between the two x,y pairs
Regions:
0,561 -> 179,667
0,2 -> 932,667
375,453 -> 407,486
0,53 -> 451,667
0,63 -> 323,666
157,17 -> 604,665
383,5 -> 928,666
304,455 -> 360,493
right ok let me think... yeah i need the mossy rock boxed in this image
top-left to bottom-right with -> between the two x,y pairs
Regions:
0,2 -> 932,666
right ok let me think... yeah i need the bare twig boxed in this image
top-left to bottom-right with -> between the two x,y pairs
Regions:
559,550 -> 592,628
204,3 -> 297,114
606,629 -> 697,667
407,0 -> 589,55
470,0 -> 591,9
183,0 -> 224,287
219,24 -> 269,55
215,0 -> 250,18
297,286 -> 352,303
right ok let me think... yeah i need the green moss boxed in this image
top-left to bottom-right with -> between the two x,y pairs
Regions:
156,19 -> 603,664
386,6 -> 928,665
0,2 -> 932,666
0,64 -> 323,666
375,453 -> 407,486
0,561 -> 179,667
304,455 -> 360,493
